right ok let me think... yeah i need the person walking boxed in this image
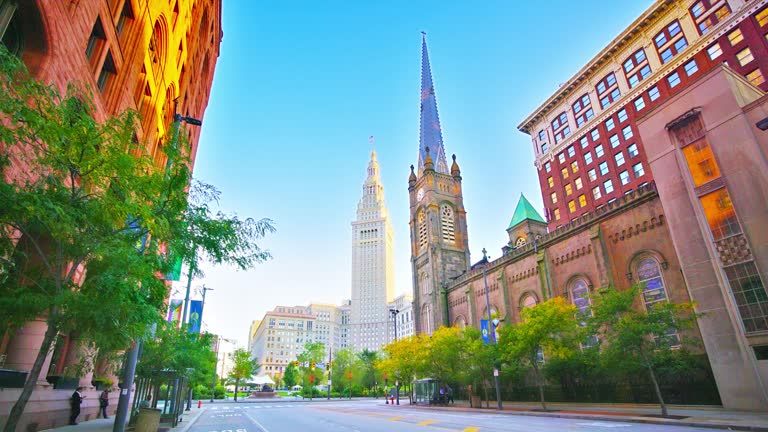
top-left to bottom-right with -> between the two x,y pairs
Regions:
69,387 -> 85,425
447,386 -> 454,405
99,388 -> 110,418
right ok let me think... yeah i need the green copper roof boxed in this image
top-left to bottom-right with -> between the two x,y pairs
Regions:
507,194 -> 546,230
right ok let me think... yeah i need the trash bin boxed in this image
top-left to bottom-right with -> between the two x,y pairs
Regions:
135,408 -> 161,432
470,395 -> 481,408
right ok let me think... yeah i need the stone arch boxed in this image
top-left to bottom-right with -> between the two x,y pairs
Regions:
519,291 -> 539,310
627,249 -> 668,281
453,315 -> 466,329
149,16 -> 169,78
439,202 -> 455,244
565,274 -> 593,314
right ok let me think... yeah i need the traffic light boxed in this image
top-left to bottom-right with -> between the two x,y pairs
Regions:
326,362 -> 331,370
293,361 -> 299,367
310,361 -> 315,368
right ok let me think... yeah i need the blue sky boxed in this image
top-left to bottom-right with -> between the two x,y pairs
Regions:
178,0 -> 653,345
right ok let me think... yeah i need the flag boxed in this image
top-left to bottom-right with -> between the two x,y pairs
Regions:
480,320 -> 499,345
165,253 -> 183,281
167,299 -> 183,325
188,300 -> 203,333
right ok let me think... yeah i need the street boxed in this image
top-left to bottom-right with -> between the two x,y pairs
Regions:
186,400 -> 720,432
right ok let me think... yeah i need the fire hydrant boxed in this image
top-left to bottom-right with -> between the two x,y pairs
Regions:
390,396 -> 394,405
197,400 -> 202,408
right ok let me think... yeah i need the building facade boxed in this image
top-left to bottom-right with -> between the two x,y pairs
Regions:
0,0 -> 222,429
516,0 -> 768,410
350,150 -> 396,350
250,307 -> 316,379
389,293 -> 415,341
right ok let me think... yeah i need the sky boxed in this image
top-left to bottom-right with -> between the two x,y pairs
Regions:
175,0 -> 653,347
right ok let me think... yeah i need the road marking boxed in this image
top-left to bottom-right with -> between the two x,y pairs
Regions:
241,408 -> 271,432
576,423 -> 633,428
417,419 -> 438,426
463,428 -> 480,432
387,416 -> 404,421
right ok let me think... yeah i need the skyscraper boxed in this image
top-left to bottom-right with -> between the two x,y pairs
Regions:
350,149 -> 395,350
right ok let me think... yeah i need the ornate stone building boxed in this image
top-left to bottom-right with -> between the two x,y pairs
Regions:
0,0 -> 222,429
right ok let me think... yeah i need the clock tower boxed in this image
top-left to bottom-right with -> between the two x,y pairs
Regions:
409,33 -> 470,335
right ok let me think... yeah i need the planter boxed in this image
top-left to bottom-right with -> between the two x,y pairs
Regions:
47,375 -> 80,390
0,369 -> 29,388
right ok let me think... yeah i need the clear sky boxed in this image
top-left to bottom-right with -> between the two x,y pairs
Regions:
175,0 -> 653,346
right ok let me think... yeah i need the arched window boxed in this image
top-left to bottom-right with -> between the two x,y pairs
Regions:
453,315 -> 466,329
440,204 -> 455,243
149,19 -> 166,78
521,294 -> 537,309
571,280 -> 590,314
418,211 -> 427,250
482,305 -> 498,318
0,0 -> 23,57
421,303 -> 433,335
420,272 -> 430,296
162,84 -> 176,132
515,237 -> 527,248
636,258 -> 668,309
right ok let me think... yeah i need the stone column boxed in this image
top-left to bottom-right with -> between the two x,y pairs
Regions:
3,318 -> 55,385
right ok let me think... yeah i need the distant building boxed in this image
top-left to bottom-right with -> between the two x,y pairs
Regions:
389,293 -> 414,340
250,307 -> 316,378
337,300 -> 352,350
350,150 -> 396,350
247,319 -> 261,352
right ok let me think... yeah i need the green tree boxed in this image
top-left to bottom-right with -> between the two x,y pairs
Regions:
283,361 -> 298,389
296,341 -> 325,400
357,348 -> 378,392
459,326 -> 498,405
589,285 -> 698,417
498,297 -> 581,411
377,334 -> 427,402
228,348 -> 259,402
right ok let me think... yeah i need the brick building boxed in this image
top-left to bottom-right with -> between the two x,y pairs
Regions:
411,0 -> 768,412
0,0 -> 222,429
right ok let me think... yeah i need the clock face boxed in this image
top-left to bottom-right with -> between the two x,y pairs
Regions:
417,188 -> 425,202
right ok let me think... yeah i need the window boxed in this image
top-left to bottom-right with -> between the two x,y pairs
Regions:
728,29 -> 744,46
561,167 -> 569,180
571,160 -> 579,173
538,130 -> 546,141
578,194 -> 587,207
620,170 -> 630,185
590,129 -> 600,141
595,144 -> 604,158
691,1 -> 704,18
622,125 -> 633,140
599,161 -> 609,175
605,118 -> 615,131
575,177 -> 583,190
634,97 -> 646,111
604,179 -> 614,194
550,192 -> 558,204
568,200 -> 576,213
648,86 -> 660,101
96,51 -> 116,93
85,18 -> 106,64
618,109 -> 628,123
547,176 -> 554,188
584,151 -> 593,165
596,72 -> 620,108
737,48 -> 754,66
558,153 -> 566,163
541,142 -> 548,153
572,280 -> 591,314
440,205 -> 455,243
757,7 -> 768,27
544,162 -> 551,172
552,112 -> 568,130
614,152 -> 625,166
592,186 -> 602,199
724,262 -> 768,333
565,183 -> 573,196
628,143 -> 639,157
747,69 -> 766,87
633,162 -> 645,177
655,21 -> 687,63
418,212 -> 427,250
116,0 -> 135,37
610,134 -> 620,148
580,136 -> 589,148
553,208 -> 561,220
684,60 -> 698,76
567,146 -> 575,157
699,189 -> 740,239
588,169 -> 597,182
624,49 -> 652,88
573,94 -> 590,114
707,43 -> 723,60
668,71 -> 681,88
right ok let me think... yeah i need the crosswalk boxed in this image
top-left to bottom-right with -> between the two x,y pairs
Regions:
208,404 -> 359,410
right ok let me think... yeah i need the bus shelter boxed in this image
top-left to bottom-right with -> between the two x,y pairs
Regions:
413,378 -> 442,405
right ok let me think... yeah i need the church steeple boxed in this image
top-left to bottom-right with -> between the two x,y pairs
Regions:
418,32 -> 449,175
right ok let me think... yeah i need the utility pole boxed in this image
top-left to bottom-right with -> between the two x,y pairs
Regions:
327,347 -> 332,400
481,248 -> 503,411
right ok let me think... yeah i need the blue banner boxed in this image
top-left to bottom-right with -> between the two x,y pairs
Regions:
480,320 -> 499,345
188,300 -> 203,333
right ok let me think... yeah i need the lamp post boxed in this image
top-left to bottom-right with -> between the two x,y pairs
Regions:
113,113 -> 202,432
389,308 -> 399,342
481,248 -> 503,411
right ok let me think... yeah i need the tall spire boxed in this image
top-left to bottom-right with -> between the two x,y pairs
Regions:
418,32 -> 449,175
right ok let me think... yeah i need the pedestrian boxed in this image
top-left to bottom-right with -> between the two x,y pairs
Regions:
69,387 -> 85,425
439,386 -> 446,404
447,386 -> 454,405
99,388 -> 110,418
139,394 -> 152,409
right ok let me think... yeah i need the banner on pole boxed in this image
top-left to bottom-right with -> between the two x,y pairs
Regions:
167,299 -> 183,326
480,320 -> 499,345
188,300 -> 203,333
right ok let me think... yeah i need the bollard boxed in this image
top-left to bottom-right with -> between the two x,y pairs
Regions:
390,396 -> 394,405
198,400 -> 202,408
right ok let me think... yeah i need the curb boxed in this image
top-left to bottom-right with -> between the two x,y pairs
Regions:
172,408 -> 206,432
408,405 -> 768,431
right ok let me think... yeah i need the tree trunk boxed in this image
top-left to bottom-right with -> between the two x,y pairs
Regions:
533,362 -> 547,412
3,313 -> 59,432
483,377 -> 489,408
234,380 -> 239,402
642,351 -> 667,417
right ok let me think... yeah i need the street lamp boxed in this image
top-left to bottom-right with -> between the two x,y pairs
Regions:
389,308 -> 400,342
481,248 -> 503,411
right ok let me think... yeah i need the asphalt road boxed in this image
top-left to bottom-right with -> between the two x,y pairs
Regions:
187,400 -> 718,432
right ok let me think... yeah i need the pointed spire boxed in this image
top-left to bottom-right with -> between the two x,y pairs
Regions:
408,164 -> 417,184
423,146 -> 434,171
418,32 -> 449,175
507,193 -> 546,230
450,153 -> 461,177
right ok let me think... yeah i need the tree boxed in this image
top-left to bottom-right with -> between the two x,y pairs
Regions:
228,348 -> 259,401
459,326 -> 498,406
589,285 -> 697,417
357,349 -> 378,392
296,341 -> 325,400
377,334 -> 427,402
283,361 -> 298,389
498,297 -> 581,411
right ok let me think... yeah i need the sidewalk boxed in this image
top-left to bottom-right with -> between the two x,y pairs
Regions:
40,406 -> 205,432
411,400 -> 768,431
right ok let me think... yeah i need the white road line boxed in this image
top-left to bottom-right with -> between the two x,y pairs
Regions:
577,422 -> 633,428
241,409 -> 271,432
